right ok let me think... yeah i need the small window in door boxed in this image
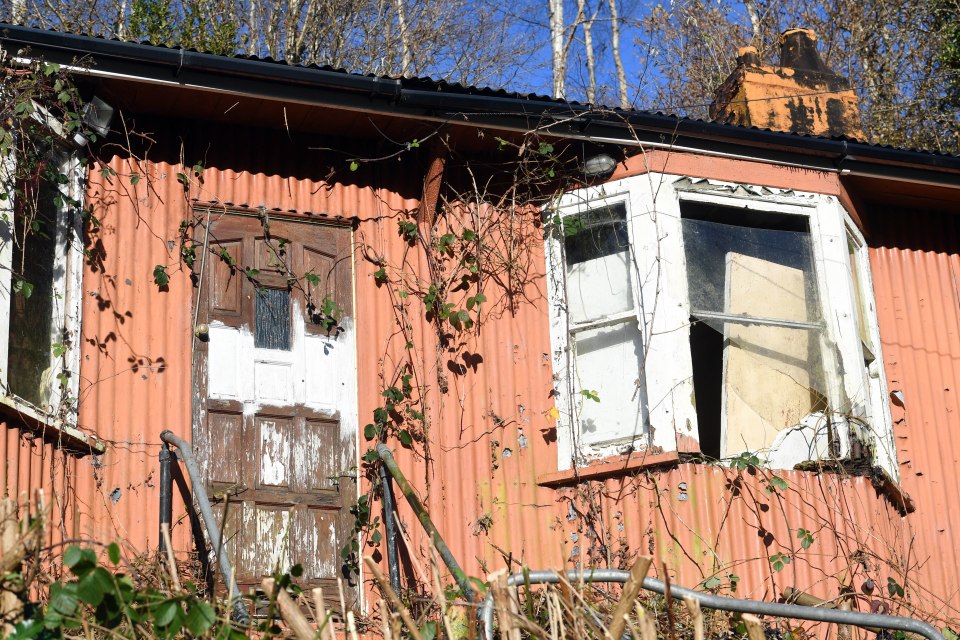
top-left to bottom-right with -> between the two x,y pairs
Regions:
254,287 -> 291,350
681,203 -> 829,459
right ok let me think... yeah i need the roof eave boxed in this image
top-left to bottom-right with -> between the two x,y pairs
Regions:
2,23 -> 958,189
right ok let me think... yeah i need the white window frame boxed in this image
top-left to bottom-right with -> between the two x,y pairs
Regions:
547,173 -> 896,477
0,123 -> 87,442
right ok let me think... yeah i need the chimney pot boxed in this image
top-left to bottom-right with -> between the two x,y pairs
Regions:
779,28 -> 827,72
737,46 -> 760,67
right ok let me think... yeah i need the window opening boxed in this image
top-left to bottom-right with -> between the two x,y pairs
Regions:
562,202 -> 649,447
255,287 -> 291,350
8,174 -> 60,408
681,202 -> 828,459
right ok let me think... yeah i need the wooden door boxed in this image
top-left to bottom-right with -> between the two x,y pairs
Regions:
193,212 -> 356,597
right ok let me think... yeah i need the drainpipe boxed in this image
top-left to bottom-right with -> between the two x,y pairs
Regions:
158,444 -> 172,554
376,444 -> 475,602
159,430 -> 250,623
379,462 -> 402,593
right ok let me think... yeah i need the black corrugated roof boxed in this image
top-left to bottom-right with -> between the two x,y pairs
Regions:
2,22 -> 959,179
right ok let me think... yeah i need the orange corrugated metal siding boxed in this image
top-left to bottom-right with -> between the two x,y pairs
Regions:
1,426 -> 77,556
869,209 -> 960,620
75,121 -> 422,558
70,120 -> 959,624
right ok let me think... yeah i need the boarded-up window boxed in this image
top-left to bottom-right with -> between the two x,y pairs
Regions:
682,203 -> 828,459
563,203 -> 648,446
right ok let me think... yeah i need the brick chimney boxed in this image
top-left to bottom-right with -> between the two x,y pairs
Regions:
710,29 -> 863,139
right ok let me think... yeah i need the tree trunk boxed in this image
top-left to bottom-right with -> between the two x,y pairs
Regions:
578,0 -> 596,103
607,0 -> 629,109
394,0 -> 413,76
549,0 -> 565,98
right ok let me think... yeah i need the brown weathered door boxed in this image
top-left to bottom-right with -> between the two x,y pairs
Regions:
193,211 -> 356,596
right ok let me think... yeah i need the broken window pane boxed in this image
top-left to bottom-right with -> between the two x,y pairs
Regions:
571,320 -> 648,446
563,203 -> 633,325
681,203 -> 829,459
8,177 -> 59,409
255,288 -> 291,350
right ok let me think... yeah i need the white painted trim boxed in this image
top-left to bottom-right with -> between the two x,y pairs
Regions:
0,148 -> 15,389
547,172 -> 897,475
0,136 -> 84,432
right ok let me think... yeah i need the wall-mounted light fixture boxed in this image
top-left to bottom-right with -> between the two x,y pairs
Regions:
72,95 -> 115,146
583,153 -> 617,179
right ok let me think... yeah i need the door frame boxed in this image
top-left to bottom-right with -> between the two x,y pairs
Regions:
188,206 -> 362,607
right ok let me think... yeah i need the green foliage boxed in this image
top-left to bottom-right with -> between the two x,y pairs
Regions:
398,220 -> 419,241
699,572 -> 739,591
580,389 -> 600,402
887,576 -> 905,598
9,545 -> 227,639
128,0 -> 239,56
797,528 -> 815,550
765,474 -> 789,493
728,451 -> 762,471
153,264 -> 170,287
769,552 -> 791,572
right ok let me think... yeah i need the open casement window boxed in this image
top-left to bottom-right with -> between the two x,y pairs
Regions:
549,175 -> 896,478
0,142 -> 85,437
547,196 -> 650,465
682,205 -> 832,461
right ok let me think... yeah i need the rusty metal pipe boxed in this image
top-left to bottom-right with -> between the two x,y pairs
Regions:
159,430 -> 250,623
376,444 -> 475,602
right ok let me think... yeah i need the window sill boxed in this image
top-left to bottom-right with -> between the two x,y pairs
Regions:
0,395 -> 104,456
538,450 -> 680,487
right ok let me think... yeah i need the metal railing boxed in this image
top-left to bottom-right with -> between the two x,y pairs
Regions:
480,569 -> 945,640
159,430 -> 250,623
376,444 -> 476,602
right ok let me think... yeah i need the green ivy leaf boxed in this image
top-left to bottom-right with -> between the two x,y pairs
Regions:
701,576 -> 722,589
364,423 -> 378,441
398,429 -> 413,448
349,161 -> 359,171
767,475 -> 789,493
153,600 -> 181,627
153,265 -> 169,287
12,279 -> 33,299
421,621 -> 438,640
888,576 -> 905,598
107,542 -> 120,564
185,601 -> 215,635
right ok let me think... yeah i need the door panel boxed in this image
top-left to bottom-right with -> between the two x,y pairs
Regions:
194,212 -> 355,597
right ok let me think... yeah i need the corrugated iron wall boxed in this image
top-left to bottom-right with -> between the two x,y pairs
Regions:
74,119 -> 421,559
0,427 -> 78,557
869,208 -> 960,621
68,117 -> 959,624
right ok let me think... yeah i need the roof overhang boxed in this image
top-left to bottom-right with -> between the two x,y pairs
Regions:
2,23 -> 959,190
